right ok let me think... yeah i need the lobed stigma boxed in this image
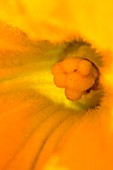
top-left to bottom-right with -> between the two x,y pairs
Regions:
52,57 -> 99,101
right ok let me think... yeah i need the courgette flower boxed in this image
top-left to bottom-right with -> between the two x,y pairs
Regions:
0,1 -> 113,170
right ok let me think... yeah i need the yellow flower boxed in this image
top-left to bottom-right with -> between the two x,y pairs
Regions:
0,1 -> 113,170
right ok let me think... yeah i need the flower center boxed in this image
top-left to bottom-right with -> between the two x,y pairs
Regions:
52,57 -> 99,101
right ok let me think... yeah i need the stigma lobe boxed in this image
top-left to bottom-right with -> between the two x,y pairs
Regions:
52,57 -> 99,101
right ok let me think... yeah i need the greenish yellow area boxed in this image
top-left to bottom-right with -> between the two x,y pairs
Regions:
0,40 -> 103,111
23,43 -> 103,110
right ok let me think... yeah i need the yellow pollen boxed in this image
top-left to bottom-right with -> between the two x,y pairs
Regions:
52,57 -> 99,101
